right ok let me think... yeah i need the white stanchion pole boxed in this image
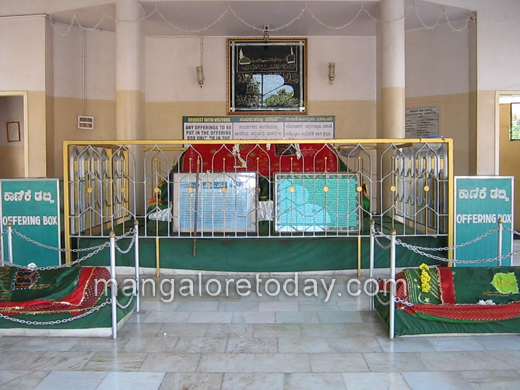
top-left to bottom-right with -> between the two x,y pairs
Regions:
109,231 -> 118,340
7,221 -> 14,265
369,220 -> 375,311
497,218 -> 503,267
134,220 -> 140,313
389,229 -> 396,340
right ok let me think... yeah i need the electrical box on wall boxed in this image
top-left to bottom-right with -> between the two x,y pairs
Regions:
77,115 -> 94,130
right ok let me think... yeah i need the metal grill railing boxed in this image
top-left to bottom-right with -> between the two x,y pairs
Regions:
63,139 -> 453,257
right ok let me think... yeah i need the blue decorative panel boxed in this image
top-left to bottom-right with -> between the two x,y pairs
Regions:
274,173 -> 359,232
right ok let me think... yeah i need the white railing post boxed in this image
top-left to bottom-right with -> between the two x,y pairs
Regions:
369,219 -> 375,311
7,221 -> 14,265
134,220 -> 140,313
389,229 -> 396,340
109,231 -> 117,340
497,218 -> 503,267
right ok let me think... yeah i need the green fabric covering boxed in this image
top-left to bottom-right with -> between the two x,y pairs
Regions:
452,266 -> 520,304
79,234 -> 444,272
0,293 -> 134,330
402,268 -> 441,305
0,267 -> 82,303
375,293 -> 520,336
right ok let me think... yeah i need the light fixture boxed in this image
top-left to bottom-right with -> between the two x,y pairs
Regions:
196,65 -> 204,88
263,25 -> 269,42
328,62 -> 335,84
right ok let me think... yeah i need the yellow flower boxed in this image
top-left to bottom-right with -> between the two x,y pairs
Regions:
419,263 -> 430,271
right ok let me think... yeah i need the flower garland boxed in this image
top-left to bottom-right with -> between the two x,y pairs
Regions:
419,263 -> 432,293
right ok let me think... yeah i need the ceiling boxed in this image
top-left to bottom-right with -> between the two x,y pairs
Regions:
49,1 -> 475,37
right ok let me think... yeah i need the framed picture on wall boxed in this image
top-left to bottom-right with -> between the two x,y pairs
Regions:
6,121 -> 20,142
227,38 -> 307,115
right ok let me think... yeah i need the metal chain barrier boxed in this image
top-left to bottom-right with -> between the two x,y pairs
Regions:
115,233 -> 137,254
116,294 -> 135,310
373,226 -> 518,265
4,228 -> 137,271
504,226 -> 520,237
12,227 -> 135,253
374,235 -> 392,250
0,298 -> 111,326
395,239 -> 520,264
374,226 -> 498,252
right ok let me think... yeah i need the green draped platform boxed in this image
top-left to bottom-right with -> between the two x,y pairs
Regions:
77,218 -> 446,272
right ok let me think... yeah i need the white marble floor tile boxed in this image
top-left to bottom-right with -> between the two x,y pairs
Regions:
177,301 -> 219,312
253,353 -> 310,373
258,301 -> 300,311
0,351 -> 44,370
33,371 -> 106,390
96,371 -> 165,390
139,353 -> 200,372
425,336 -> 486,352
475,335 -> 520,351
341,372 -> 410,390
205,323 -> 254,338
197,353 -> 255,373
327,336 -> 383,353
232,311 -> 276,324
159,323 -> 209,337
278,337 -> 330,353
0,370 -> 48,390
143,311 -> 191,323
159,373 -> 223,390
363,352 -> 428,372
83,351 -> 148,372
300,324 -> 349,338
217,301 -> 259,312
188,311 -> 233,323
119,323 -> 163,337
14,337 -> 81,352
253,323 -> 302,338
376,336 -> 436,353
226,337 -> 278,353
418,351 -> 520,371
401,371 -> 474,390
221,373 -> 284,390
121,336 -> 178,353
318,311 -> 365,323
460,370 -> 520,390
275,311 -> 320,324
140,300 -> 180,312
28,351 -> 95,371
309,353 -> 369,373
285,373 -> 348,390
299,302 -> 340,312
174,336 -> 227,353
70,338 -> 128,353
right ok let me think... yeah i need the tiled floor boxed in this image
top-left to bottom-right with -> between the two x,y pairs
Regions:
2,271 -> 520,390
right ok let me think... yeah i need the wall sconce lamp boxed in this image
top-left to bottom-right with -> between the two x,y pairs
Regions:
263,25 -> 269,42
328,62 -> 335,84
196,65 -> 204,88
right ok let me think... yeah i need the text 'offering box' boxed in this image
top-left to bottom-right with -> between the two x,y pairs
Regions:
173,172 -> 257,233
0,179 -> 61,267
275,173 -> 359,232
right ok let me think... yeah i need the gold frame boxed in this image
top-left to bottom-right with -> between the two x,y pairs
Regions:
227,38 -> 308,115
6,121 -> 20,142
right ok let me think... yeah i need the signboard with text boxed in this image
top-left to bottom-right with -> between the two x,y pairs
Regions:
454,176 -> 514,267
183,116 -> 334,140
0,179 -> 61,267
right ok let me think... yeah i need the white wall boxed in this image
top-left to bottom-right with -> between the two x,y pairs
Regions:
53,25 -> 116,100
0,16 -> 46,91
145,35 -> 376,103
405,24 -> 469,97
